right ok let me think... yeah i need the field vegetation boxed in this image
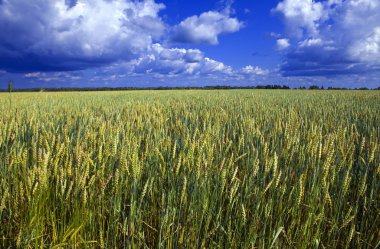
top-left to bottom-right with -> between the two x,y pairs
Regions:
0,90 -> 379,248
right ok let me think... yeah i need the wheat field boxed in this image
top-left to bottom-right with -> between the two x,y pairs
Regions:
0,90 -> 379,248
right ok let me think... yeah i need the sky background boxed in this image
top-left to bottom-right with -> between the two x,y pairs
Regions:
0,0 -> 379,89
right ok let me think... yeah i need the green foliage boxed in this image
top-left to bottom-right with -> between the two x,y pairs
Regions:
0,90 -> 379,248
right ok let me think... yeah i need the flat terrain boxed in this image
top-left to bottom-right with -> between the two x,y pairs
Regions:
0,90 -> 379,248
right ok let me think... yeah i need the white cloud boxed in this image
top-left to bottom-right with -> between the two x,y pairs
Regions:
202,57 -> 232,74
23,72 -> 82,82
129,44 -> 232,75
0,0 -> 166,71
298,38 -> 324,47
171,11 -> 243,45
276,38 -> 290,50
241,65 -> 269,75
274,0 -> 326,37
349,26 -> 380,62
114,44 -> 272,82
24,72 -> 43,78
274,0 -> 380,76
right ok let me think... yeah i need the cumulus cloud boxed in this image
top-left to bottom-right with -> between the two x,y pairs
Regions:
171,10 -> 242,45
90,44 -> 270,84
241,65 -> 269,76
129,44 -> 233,75
276,39 -> 290,50
349,26 -> 380,63
274,0 -> 326,37
92,60 -> 272,88
274,0 -> 380,76
0,0 -> 165,72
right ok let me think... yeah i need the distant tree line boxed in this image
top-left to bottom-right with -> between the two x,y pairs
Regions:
204,85 -> 291,90
1,84 -> 379,92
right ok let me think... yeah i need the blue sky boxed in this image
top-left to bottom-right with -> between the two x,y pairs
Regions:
0,0 -> 379,89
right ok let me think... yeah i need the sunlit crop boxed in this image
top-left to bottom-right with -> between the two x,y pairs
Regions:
0,90 -> 379,248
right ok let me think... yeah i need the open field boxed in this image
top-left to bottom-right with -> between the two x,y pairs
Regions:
0,90 -> 379,248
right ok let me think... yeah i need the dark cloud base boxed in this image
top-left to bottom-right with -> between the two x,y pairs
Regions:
0,55 -> 114,73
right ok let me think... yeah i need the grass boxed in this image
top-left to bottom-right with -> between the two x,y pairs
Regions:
0,90 -> 379,248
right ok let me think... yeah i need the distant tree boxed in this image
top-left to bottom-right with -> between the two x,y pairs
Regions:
309,85 -> 320,90
8,80 -> 13,93
327,86 -> 348,90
